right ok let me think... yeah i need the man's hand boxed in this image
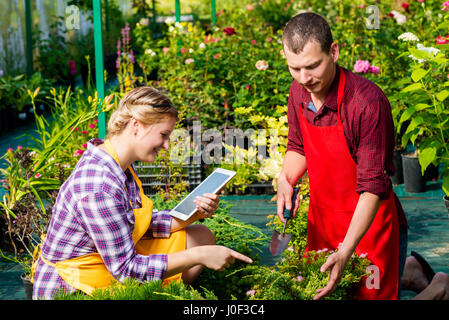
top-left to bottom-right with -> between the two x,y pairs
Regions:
313,250 -> 351,300
276,176 -> 300,222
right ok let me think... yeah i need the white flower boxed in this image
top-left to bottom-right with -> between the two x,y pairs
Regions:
185,58 -> 195,64
409,43 -> 440,62
398,32 -> 419,42
189,48 -> 194,53
255,60 -> 269,70
139,18 -> 150,26
199,43 -> 206,49
168,26 -> 175,33
417,43 -> 440,56
145,48 -> 156,56
391,10 -> 406,25
164,17 -> 175,25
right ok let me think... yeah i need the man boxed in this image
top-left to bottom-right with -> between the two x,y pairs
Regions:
276,12 -> 408,300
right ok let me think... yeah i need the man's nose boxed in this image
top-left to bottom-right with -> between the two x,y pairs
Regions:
299,70 -> 312,85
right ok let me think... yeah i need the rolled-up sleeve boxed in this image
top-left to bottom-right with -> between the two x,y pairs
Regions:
286,82 -> 305,156
148,209 -> 172,238
75,190 -> 168,283
355,98 -> 394,200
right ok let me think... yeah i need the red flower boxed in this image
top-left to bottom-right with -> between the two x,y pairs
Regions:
436,35 -> 449,45
223,27 -> 236,36
402,2 -> 410,12
388,12 -> 395,17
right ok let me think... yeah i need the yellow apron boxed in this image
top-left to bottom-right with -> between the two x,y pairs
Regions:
31,140 -> 186,295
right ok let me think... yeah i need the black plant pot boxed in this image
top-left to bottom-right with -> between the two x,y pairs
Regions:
444,195 -> 449,215
424,163 -> 439,182
402,153 -> 425,193
21,273 -> 33,300
391,149 -> 405,185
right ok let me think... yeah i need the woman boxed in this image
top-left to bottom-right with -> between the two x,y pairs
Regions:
32,87 -> 252,299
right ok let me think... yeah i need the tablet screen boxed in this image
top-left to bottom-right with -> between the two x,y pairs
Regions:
171,171 -> 231,217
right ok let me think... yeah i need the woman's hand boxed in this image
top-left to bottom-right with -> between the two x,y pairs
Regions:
194,193 -> 219,218
195,245 -> 253,271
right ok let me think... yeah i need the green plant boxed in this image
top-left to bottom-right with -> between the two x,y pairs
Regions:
53,277 -> 217,300
391,19 -> 449,196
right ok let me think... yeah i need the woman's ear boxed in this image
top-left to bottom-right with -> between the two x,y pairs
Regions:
129,118 -> 139,135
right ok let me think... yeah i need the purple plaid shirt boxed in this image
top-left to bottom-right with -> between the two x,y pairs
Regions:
32,139 -> 172,300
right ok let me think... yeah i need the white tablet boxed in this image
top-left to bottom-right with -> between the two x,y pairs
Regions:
169,168 -> 236,221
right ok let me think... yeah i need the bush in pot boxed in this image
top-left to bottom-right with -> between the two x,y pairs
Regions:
391,15 -> 449,199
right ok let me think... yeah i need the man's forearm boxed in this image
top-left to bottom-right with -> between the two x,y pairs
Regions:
279,151 -> 307,185
339,192 -> 382,257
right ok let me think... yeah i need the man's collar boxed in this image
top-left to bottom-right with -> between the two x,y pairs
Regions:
321,65 -> 340,111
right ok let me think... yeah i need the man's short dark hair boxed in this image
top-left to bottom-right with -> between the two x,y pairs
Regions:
282,12 -> 334,54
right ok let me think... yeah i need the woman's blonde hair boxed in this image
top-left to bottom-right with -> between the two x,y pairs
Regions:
107,86 -> 178,137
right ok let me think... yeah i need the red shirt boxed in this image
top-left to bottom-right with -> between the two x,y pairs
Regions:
286,66 -> 407,226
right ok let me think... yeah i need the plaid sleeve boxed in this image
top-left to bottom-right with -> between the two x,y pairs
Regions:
148,209 -> 172,238
75,191 -> 167,282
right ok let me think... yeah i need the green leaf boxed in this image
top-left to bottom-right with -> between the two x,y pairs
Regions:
415,103 -> 431,111
401,82 -> 422,93
418,147 -> 437,175
399,106 -> 416,124
436,90 -> 449,102
437,20 -> 449,30
411,68 -> 428,82
409,48 -> 431,61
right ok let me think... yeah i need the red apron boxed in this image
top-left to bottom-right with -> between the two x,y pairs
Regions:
299,67 -> 399,300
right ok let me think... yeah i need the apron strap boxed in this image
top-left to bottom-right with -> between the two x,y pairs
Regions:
336,66 -> 346,125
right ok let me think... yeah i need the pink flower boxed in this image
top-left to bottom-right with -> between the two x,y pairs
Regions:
246,4 -> 254,10
7,148 -> 13,153
180,47 -> 187,54
354,60 -> 371,73
162,47 -> 170,55
68,60 -> 77,75
213,53 -> 220,59
89,123 -> 96,129
251,39 -> 257,44
72,127 -> 79,132
442,1 -> 449,10
224,27 -> 236,36
358,4 -> 364,8
402,2 -> 410,12
74,149 -> 85,157
436,35 -> 449,44
369,65 -> 380,74
266,37 -> 272,42
94,119 -> 98,123
82,130 -> 89,134
17,145 -> 23,150
417,0 -> 425,2
295,275 -> 303,282
82,143 -> 87,148
246,289 -> 255,296
185,58 -> 195,64
34,173 -> 41,179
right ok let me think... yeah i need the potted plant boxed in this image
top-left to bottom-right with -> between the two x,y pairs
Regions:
392,19 -> 449,199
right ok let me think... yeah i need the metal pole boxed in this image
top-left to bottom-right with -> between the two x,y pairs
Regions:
211,0 -> 216,26
175,0 -> 180,22
93,0 -> 106,139
24,0 -> 33,78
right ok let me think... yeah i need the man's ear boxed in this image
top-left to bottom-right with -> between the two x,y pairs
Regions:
330,42 -> 339,63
